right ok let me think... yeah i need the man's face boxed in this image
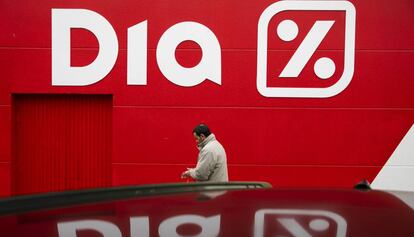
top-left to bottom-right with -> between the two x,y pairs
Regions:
193,133 -> 205,145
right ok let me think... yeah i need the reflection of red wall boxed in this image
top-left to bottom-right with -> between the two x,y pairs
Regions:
1,0 -> 414,196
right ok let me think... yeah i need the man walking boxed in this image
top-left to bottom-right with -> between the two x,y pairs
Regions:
181,124 -> 228,182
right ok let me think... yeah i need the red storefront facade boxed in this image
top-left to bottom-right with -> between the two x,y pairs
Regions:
1,0 -> 414,196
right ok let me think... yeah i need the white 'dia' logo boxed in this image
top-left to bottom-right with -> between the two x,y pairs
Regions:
257,1 -> 356,98
51,9 -> 221,87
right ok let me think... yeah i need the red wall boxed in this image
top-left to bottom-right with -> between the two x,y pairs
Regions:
1,0 -> 414,196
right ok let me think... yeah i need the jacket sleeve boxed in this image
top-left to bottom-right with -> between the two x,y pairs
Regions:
190,149 -> 215,181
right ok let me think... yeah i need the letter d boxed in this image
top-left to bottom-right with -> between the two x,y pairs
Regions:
52,9 -> 118,86
57,220 -> 121,237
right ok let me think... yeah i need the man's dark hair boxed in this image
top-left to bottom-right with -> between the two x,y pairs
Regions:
193,124 -> 211,137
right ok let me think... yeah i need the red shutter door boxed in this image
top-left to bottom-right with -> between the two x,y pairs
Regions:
12,94 -> 112,195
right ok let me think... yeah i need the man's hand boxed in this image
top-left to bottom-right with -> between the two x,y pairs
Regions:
181,168 -> 192,179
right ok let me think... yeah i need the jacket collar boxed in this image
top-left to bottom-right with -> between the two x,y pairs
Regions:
197,133 -> 216,150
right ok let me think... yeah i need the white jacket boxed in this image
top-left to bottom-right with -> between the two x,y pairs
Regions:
189,134 -> 229,182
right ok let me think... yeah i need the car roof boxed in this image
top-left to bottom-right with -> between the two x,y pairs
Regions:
1,182 -> 414,237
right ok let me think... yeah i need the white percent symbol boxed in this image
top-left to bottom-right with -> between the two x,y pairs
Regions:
256,0 -> 356,98
277,19 -> 336,80
254,209 -> 347,237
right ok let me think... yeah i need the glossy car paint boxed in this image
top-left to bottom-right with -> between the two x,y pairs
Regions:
1,188 -> 414,236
